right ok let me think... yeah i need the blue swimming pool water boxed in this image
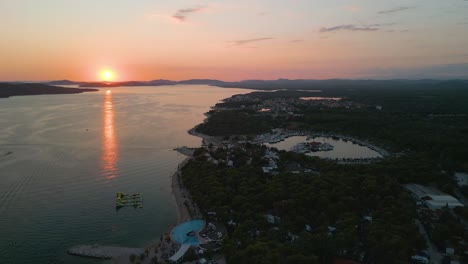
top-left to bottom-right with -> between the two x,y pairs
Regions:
171,220 -> 205,245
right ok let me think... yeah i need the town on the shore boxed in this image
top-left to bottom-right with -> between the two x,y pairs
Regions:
143,90 -> 468,264
69,87 -> 468,264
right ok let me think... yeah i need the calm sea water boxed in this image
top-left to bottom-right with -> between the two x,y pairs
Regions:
0,85 -> 250,264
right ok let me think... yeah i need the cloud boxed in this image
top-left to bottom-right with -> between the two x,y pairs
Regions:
378,6 -> 415,14
369,23 -> 397,27
229,37 -> 274,46
345,6 -> 362,12
291,39 -> 304,43
319,24 -> 380,33
173,6 -> 205,22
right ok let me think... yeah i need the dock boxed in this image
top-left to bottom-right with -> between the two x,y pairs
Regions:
67,244 -> 145,259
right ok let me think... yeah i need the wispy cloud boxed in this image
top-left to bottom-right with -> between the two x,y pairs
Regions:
291,39 -> 304,43
173,6 -> 205,22
378,6 -> 415,15
229,37 -> 274,46
319,24 -> 380,33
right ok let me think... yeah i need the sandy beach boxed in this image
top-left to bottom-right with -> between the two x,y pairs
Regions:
172,157 -> 194,223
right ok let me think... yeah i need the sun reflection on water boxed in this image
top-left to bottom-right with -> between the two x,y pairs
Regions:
101,90 -> 118,179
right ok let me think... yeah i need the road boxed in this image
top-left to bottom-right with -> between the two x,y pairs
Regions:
415,219 -> 443,264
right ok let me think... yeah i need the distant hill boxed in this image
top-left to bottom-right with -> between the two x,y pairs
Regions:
77,81 -> 148,87
75,79 -> 224,87
45,80 -> 83,85
0,83 -> 98,98
177,79 -> 226,85
215,79 -> 468,90
147,79 -> 177,85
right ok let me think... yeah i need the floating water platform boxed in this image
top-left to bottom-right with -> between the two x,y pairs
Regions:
116,192 -> 143,209
67,244 -> 144,259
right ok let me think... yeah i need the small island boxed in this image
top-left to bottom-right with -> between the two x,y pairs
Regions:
0,83 -> 98,98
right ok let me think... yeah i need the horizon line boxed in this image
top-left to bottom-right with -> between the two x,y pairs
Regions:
3,77 -> 468,83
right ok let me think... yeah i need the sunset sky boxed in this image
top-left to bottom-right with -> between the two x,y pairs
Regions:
1,0 -> 468,81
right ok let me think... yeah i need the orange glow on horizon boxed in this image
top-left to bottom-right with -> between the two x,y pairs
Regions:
101,91 -> 118,179
100,69 -> 116,82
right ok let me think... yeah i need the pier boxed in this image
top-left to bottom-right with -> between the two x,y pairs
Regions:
67,244 -> 144,259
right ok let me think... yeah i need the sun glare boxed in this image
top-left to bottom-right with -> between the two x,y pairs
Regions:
100,70 -> 115,81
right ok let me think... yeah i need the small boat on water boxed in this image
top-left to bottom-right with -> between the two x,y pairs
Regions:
291,141 -> 335,153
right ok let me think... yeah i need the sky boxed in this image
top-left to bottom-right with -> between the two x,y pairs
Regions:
1,0 -> 468,81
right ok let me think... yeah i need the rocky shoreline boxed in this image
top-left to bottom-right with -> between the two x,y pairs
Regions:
188,126 -> 222,146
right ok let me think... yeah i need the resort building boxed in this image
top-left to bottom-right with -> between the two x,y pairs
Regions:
403,183 -> 464,210
167,220 -> 227,263
420,195 -> 464,210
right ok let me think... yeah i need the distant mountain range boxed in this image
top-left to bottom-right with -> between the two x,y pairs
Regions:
43,78 -> 468,90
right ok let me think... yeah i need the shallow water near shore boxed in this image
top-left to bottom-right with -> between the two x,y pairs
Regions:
0,85 -> 250,264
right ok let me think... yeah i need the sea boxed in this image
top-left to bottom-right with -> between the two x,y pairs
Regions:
0,85 -> 250,264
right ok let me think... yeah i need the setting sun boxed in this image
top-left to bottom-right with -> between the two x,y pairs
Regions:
100,70 -> 115,82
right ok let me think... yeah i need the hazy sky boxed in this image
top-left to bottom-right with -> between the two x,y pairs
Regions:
1,0 -> 468,81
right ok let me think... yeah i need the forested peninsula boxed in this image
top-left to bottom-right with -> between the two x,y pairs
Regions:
0,83 -> 97,98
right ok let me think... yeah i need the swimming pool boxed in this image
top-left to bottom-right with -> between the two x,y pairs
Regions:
171,220 -> 205,245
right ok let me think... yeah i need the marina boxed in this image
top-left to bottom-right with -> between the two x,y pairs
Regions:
291,141 -> 334,153
262,131 -> 388,162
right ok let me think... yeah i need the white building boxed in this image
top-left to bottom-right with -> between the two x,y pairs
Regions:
455,172 -> 468,187
265,214 -> 280,224
421,195 -> 464,210
404,183 -> 464,210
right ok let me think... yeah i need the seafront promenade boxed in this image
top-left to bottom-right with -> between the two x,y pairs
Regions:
68,245 -> 144,259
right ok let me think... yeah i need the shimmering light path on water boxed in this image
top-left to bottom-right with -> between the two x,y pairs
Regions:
102,90 -> 118,180
0,85 -> 250,264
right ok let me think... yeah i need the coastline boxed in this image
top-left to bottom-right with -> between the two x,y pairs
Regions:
113,128 -> 207,264
171,127 -> 209,223
114,125 -> 392,263
188,126 -> 222,146
0,83 -> 98,99
171,156 -> 193,224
